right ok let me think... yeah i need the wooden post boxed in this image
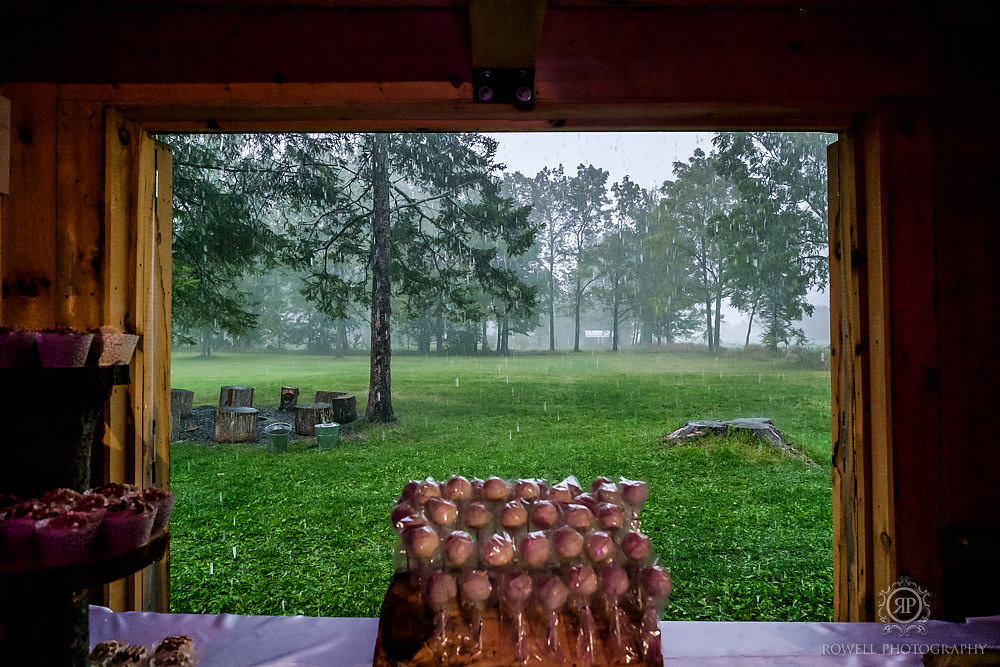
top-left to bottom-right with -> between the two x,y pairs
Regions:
219,385 -> 254,408
315,391 -> 356,423
280,386 -> 299,411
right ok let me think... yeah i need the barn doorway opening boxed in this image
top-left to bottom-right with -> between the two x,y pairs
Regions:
160,130 -> 835,621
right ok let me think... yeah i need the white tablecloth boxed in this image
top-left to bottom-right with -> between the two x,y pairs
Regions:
89,606 -> 1000,666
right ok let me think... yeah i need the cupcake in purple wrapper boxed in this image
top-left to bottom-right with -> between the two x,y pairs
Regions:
0,500 -> 47,561
87,326 -> 140,366
40,487 -> 82,511
0,493 -> 18,514
36,510 -> 102,566
35,328 -> 94,368
102,496 -> 156,555
143,487 -> 176,535
0,326 -> 38,368
74,492 -> 109,524
88,482 -> 140,501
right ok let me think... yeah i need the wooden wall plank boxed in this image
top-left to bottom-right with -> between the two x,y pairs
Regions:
932,101 -> 1000,619
858,115 -> 895,605
0,83 -> 58,329
98,111 -> 142,612
143,139 -> 173,612
1,95 -> 10,195
829,131 -> 874,621
880,106 -> 942,614
56,99 -> 105,328
827,140 -> 847,621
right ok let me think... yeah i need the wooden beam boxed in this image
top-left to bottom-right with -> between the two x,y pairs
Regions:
56,83 -> 860,132
469,0 -> 546,69
3,7 -> 932,106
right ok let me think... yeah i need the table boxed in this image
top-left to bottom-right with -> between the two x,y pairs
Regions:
89,606 -> 1000,666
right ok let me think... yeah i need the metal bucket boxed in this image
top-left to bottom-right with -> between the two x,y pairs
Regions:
315,422 -> 340,451
264,422 -> 291,453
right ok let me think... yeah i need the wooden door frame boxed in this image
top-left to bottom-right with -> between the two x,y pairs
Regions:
95,90 -> 930,620
100,110 -> 173,612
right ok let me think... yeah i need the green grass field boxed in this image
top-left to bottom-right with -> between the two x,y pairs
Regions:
169,350 -> 833,621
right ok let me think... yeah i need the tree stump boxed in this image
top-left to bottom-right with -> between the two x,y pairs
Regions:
662,417 -> 818,466
170,389 -> 194,441
663,418 -> 785,446
280,386 -> 300,411
219,385 -> 254,408
314,391 -> 356,423
214,406 -> 259,443
294,402 -> 334,436
171,388 -> 194,417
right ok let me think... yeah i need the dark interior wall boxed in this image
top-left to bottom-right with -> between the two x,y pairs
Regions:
927,6 -> 1000,619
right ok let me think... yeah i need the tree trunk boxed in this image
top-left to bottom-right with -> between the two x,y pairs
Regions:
703,277 -> 714,352
573,275 -> 582,352
418,319 -> 431,355
499,317 -> 510,356
200,328 -> 212,359
744,300 -> 757,347
641,307 -> 653,346
714,294 -> 723,353
611,281 -> 620,352
435,314 -> 444,354
548,265 -> 556,352
335,318 -> 348,358
366,133 -> 395,422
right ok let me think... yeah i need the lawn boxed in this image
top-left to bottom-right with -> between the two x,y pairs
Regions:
169,349 -> 833,621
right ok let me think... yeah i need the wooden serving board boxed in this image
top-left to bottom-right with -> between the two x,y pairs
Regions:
373,574 -> 663,667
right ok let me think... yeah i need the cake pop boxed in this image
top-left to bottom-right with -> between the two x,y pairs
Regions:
517,531 -> 551,569
537,575 -> 570,660
529,500 -> 559,530
565,565 -> 599,665
443,530 -> 475,568
459,570 -> 492,656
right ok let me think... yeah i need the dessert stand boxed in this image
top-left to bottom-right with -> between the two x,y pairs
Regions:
0,364 -> 168,666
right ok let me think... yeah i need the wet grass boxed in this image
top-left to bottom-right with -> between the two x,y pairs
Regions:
169,350 -> 832,620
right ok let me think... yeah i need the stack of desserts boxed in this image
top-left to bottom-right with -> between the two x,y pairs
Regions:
0,483 -> 174,568
0,325 -> 138,368
90,634 -> 198,666
376,475 -> 671,666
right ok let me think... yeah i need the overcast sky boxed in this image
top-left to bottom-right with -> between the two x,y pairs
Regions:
489,131 -> 715,190
489,131 -> 831,346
